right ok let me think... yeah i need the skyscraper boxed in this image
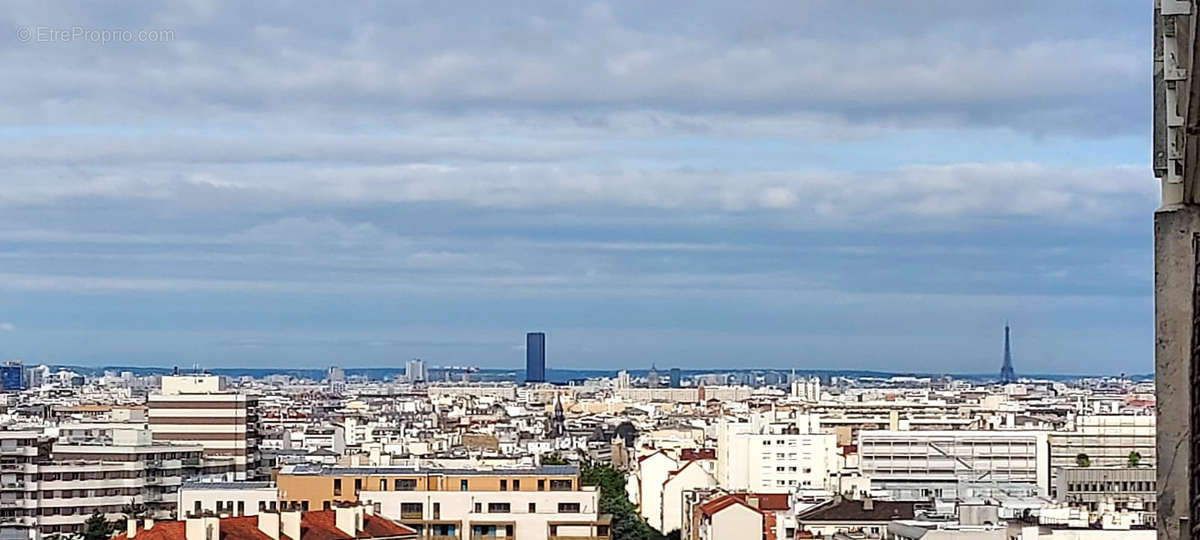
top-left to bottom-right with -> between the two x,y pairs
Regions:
1000,324 -> 1016,384
405,358 -> 427,383
669,367 -> 682,388
0,361 -> 24,391
526,332 -> 546,383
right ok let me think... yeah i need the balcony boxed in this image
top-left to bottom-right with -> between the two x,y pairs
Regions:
0,482 -> 25,491
144,477 -> 163,485
399,510 -> 423,520
0,516 -> 35,527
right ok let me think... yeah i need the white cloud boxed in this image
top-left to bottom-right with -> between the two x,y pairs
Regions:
0,322 -> 13,332
0,161 -> 1154,222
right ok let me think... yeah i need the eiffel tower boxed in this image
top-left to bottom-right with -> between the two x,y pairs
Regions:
999,324 -> 1016,384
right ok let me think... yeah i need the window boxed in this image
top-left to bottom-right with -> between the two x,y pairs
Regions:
513,479 -> 520,490
473,502 -> 482,513
237,501 -> 245,516
400,503 -> 423,519
432,502 -> 440,519
380,479 -> 388,490
354,478 -> 362,494
301,501 -> 309,511
500,479 -> 508,491
557,502 -> 581,513
528,502 -> 536,513
461,479 -> 469,491
333,479 -> 342,496
488,502 -> 511,513
396,479 -> 416,491
194,501 -> 202,515
323,501 -> 331,511
549,479 -> 572,491
538,479 -> 546,491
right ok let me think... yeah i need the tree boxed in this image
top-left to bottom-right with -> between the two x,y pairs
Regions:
542,453 -> 568,465
581,464 -> 666,540
83,511 -> 114,540
1075,453 -> 1091,468
1128,451 -> 1142,467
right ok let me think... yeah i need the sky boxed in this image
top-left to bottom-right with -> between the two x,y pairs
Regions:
0,1 -> 1154,374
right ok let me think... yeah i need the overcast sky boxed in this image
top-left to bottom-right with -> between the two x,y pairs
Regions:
0,1 -> 1153,374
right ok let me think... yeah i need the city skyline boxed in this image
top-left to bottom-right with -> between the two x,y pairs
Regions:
0,2 -> 1151,374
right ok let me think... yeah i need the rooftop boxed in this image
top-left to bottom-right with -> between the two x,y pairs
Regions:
280,463 -> 579,477
182,481 -> 275,490
796,497 -> 917,522
113,510 -> 417,540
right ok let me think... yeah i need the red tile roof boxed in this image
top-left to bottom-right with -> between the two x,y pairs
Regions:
679,448 -> 716,461
699,494 -> 753,517
113,511 -> 417,540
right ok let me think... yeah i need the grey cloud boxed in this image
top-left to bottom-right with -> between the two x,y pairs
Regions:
0,1 -> 1144,135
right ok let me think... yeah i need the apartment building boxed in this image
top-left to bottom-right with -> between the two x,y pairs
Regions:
1047,415 -> 1154,497
1054,466 -> 1155,526
148,375 -> 259,480
178,482 -> 280,518
858,430 -> 1050,501
275,463 -> 610,540
716,418 -> 838,493
0,429 -> 207,539
628,449 -> 717,534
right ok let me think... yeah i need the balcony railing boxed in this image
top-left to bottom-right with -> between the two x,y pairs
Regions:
0,516 -> 35,527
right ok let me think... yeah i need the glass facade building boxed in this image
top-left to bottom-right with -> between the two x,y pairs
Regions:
526,332 -> 546,383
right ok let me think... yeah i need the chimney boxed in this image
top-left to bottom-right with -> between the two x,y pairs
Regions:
186,516 -> 219,540
144,518 -> 154,531
258,511 -> 280,540
334,504 -> 357,536
127,518 -> 138,539
281,508 -> 301,540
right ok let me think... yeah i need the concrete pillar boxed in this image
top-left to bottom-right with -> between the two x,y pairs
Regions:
1156,204 -> 1200,540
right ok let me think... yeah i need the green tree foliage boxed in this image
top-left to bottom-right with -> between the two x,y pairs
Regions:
581,464 -> 666,540
83,512 -> 115,540
1128,451 -> 1142,467
542,453 -> 569,465
1075,453 -> 1091,468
